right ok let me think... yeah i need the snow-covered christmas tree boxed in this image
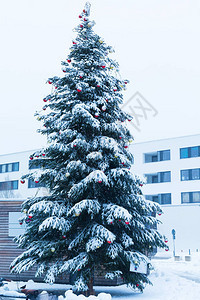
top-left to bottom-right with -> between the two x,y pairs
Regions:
11,3 -> 167,295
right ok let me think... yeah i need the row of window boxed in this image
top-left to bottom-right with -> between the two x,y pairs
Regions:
145,171 -> 171,184
0,162 -> 19,173
181,192 -> 200,203
181,168 -> 200,181
145,168 -> 200,184
145,191 -> 200,205
144,145 -> 200,163
0,160 -> 41,174
0,180 -> 44,191
145,193 -> 171,205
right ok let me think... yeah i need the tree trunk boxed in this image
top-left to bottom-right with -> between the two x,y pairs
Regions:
86,277 -> 95,296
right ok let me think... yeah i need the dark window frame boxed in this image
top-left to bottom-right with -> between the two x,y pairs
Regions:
181,168 -> 200,181
0,162 -> 19,173
181,191 -> 200,203
0,180 -> 18,191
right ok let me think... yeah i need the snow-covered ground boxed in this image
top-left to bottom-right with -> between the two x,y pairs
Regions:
1,252 -> 200,300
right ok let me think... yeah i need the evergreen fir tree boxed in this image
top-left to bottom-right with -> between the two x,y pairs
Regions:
11,3 -> 167,294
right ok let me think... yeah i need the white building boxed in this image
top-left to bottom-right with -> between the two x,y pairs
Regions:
0,149 -> 48,199
0,134 -> 200,255
131,134 -> 200,254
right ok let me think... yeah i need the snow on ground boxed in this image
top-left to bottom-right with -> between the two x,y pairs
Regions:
1,252 -> 200,300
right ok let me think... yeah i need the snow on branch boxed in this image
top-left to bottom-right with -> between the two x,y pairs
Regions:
72,104 -> 100,129
106,243 -> 122,259
68,228 -> 88,250
68,199 -> 101,218
11,258 -> 37,274
124,251 -> 149,265
68,170 -> 108,199
91,224 -> 116,243
105,270 -> 122,280
86,237 -> 104,252
102,203 -> 132,223
28,200 -> 67,217
39,216 -> 71,233
59,252 -> 88,274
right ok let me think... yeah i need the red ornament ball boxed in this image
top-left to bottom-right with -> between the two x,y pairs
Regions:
77,88 -> 82,92
98,180 -> 102,183
73,41 -> 76,45
124,145 -> 128,149
28,215 -> 33,219
73,144 -> 76,147
19,222 -> 23,225
119,136 -> 122,139
42,153 -> 45,157
30,156 -> 33,160
79,15 -> 82,18
67,59 -> 71,63
136,284 -> 139,287
20,180 -> 25,184
43,98 -> 47,102
107,241 -> 112,244
80,24 -> 83,28
165,248 -> 169,251
125,221 -> 129,225
35,180 -> 39,184
62,235 -> 66,239
48,81 -> 52,84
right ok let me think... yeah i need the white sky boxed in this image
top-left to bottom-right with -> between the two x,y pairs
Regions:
0,0 -> 200,155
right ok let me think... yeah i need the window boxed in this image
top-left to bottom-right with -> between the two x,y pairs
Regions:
145,171 -> 171,184
152,175 -> 158,183
181,192 -> 190,203
181,169 -> 200,181
29,160 -> 42,170
9,212 -> 25,237
191,147 -> 199,158
144,153 -> 158,163
0,180 -> 18,191
160,171 -> 171,182
145,193 -> 171,205
28,179 -> 45,188
160,193 -> 171,204
180,148 -> 189,159
181,192 -> 200,203
192,169 -> 200,180
180,146 -> 200,159
144,149 -> 170,163
181,170 -> 189,181
158,150 -> 170,161
0,162 -> 19,173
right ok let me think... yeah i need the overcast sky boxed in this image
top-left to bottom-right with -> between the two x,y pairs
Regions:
0,0 -> 199,155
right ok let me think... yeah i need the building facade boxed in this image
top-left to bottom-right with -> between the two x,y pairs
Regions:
0,134 -> 200,280
130,134 -> 200,254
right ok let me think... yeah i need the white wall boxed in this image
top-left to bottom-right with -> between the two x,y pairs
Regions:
159,204 -> 200,253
